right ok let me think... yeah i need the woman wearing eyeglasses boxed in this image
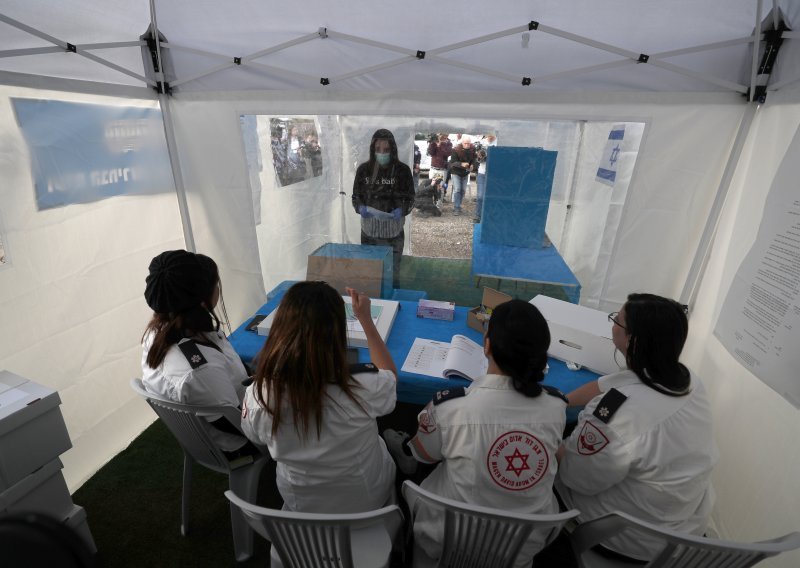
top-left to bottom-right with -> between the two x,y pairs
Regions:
555,293 -> 718,564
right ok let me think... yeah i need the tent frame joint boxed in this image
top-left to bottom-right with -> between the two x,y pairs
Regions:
416,50 -> 425,59
522,76 -> 532,86
528,21 -> 539,31
320,77 -> 330,85
66,42 -> 77,53
233,57 -> 242,65
637,53 -> 649,63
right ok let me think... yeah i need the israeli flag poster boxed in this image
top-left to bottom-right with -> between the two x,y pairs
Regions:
596,124 -> 625,187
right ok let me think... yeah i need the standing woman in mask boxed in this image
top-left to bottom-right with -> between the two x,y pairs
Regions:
141,249 -> 250,453
351,128 -> 416,288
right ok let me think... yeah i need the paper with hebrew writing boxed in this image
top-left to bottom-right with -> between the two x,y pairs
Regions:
714,125 -> 800,408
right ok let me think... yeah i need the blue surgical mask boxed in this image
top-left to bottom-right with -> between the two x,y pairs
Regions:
375,152 -> 391,166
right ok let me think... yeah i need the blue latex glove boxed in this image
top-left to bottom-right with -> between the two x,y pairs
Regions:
391,207 -> 403,220
359,205 -> 373,218
441,182 -> 448,191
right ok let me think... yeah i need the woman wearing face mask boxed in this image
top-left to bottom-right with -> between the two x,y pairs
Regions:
351,128 -> 415,288
556,293 -> 718,564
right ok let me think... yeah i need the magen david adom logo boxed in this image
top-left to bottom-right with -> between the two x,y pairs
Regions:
486,431 -> 549,491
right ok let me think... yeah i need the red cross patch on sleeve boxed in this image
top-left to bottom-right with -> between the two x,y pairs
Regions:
577,421 -> 610,455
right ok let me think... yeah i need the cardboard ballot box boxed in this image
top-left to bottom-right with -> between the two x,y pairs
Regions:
529,295 -> 618,376
306,243 -> 392,299
467,287 -> 512,333
0,370 -> 72,493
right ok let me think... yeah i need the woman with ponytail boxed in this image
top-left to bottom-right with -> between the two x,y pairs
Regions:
386,299 -> 567,567
556,293 -> 718,564
141,250 -> 250,452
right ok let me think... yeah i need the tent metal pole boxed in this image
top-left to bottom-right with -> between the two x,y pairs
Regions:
149,0 -> 195,252
330,56 -> 416,83
647,59 -> 748,93
426,24 -> 530,56
651,36 -> 755,59
0,47 -> 64,58
679,103 -> 759,308
426,55 -> 523,84
749,0 -> 763,102
534,59 -> 635,83
159,94 -> 195,252
0,12 -> 154,86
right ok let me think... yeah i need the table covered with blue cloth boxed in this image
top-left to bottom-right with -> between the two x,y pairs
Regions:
229,284 -> 599,415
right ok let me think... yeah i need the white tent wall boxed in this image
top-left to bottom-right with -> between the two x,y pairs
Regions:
0,85 -> 184,489
164,99 -> 267,323
682,90 -> 800,568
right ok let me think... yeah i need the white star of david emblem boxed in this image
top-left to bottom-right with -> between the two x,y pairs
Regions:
191,355 -> 202,364
598,407 -> 609,418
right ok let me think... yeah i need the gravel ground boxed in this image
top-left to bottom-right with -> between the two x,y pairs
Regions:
409,186 -> 479,259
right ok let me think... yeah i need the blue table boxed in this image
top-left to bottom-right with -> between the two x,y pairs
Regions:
471,223 -> 582,304
229,284 -> 598,414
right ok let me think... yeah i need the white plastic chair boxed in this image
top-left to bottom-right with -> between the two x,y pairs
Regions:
402,480 -> 580,568
130,378 -> 271,562
224,489 -> 404,568
570,510 -> 800,568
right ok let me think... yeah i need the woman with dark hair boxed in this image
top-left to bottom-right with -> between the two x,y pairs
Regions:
386,299 -> 567,567
557,293 -> 718,564
351,128 -> 415,288
141,249 -> 249,451
240,282 -> 399,513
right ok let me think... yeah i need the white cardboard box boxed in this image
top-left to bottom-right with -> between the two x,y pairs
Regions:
0,458 -> 74,519
529,295 -> 619,376
64,503 -> 98,554
257,296 -> 400,349
0,370 -> 72,493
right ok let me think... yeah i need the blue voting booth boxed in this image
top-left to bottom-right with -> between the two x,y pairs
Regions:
472,146 -> 581,303
480,146 -> 557,248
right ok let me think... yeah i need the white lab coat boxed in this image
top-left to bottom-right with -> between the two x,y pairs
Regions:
557,369 -> 718,561
141,331 -> 249,451
241,369 -> 397,513
409,374 -> 566,568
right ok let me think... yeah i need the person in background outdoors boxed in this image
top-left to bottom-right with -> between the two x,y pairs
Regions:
302,134 -> 323,177
241,282 -> 400,515
474,134 -> 496,223
448,135 -> 477,216
141,250 -> 253,455
384,299 -> 567,568
413,142 -> 422,191
427,133 -> 452,201
556,293 -> 718,564
351,128 -> 415,289
413,172 -> 444,217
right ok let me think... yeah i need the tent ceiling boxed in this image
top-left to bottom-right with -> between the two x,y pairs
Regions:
0,0 -> 797,97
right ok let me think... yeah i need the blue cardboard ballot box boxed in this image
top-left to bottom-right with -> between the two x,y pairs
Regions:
481,146 -> 557,249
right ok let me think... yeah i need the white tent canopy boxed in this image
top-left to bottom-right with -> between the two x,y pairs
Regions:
2,2 -> 800,566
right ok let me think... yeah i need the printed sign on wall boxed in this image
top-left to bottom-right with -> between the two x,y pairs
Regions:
12,99 -> 174,210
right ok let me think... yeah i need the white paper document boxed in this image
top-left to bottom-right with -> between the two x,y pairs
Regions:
715,124 -> 800,408
402,335 -> 488,381
345,303 -> 383,333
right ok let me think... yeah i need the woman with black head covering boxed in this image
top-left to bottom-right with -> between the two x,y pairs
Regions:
351,128 -> 416,288
385,299 -> 567,567
556,293 -> 718,564
141,250 -> 249,452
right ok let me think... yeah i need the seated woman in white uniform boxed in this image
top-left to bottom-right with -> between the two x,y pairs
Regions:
385,299 -> 568,568
240,281 -> 398,513
556,293 -> 718,564
141,249 -> 251,454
